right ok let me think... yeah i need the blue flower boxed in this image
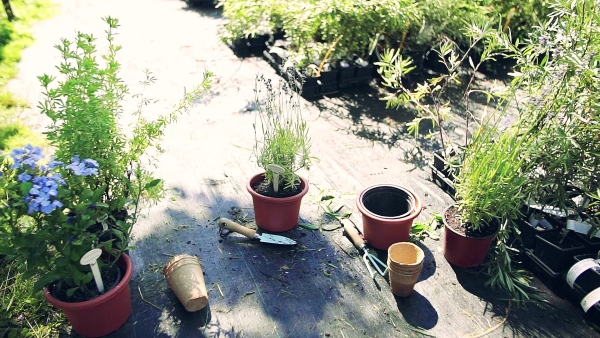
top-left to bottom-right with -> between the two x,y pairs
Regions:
25,174 -> 66,214
66,156 -> 99,176
10,145 -> 44,169
17,172 -> 32,182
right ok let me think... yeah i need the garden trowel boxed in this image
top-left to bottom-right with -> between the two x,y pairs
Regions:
218,217 -> 297,245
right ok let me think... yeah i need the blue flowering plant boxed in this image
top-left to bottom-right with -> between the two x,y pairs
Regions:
0,144 -> 117,298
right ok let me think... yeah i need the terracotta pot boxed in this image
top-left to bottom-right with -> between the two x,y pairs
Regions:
43,253 -> 133,337
442,205 -> 499,268
163,254 -> 209,312
247,173 -> 308,232
356,184 -> 422,250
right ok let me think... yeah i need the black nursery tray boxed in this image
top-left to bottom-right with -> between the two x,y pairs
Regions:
430,164 -> 455,198
228,35 -> 271,58
525,249 -> 569,298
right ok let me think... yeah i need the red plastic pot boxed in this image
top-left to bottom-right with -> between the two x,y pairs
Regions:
442,205 -> 499,268
356,184 -> 422,250
247,173 -> 308,232
43,253 -> 133,337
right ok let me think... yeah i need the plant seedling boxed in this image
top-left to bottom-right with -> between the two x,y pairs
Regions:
266,164 -> 285,193
80,249 -> 104,293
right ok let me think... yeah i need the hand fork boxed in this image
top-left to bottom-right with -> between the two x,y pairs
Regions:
342,219 -> 388,279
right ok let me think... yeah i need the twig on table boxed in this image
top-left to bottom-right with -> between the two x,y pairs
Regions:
257,269 -> 290,284
464,300 -> 511,338
215,282 -> 224,297
138,286 -> 162,311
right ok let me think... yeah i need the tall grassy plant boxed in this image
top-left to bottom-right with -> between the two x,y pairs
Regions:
455,125 -> 534,231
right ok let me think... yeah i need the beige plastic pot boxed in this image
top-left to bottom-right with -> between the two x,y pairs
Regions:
163,254 -> 209,312
387,242 -> 424,297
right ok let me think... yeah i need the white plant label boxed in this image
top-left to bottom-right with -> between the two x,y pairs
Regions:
567,259 -> 599,288
581,287 -> 600,312
566,219 -> 600,238
80,248 -> 105,293
266,164 -> 285,193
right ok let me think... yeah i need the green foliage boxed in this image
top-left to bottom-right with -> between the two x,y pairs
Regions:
507,0 -> 600,218
218,0 -> 282,42
0,260 -> 63,336
0,0 -> 55,151
484,224 -> 541,303
0,120 -> 45,150
455,126 -> 534,230
409,213 -> 442,243
39,17 -> 213,259
218,0 -> 551,69
0,145 -> 110,294
0,17 -> 213,300
253,73 -> 312,192
376,19 -> 508,154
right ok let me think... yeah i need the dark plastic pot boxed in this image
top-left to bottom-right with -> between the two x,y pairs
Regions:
525,249 -> 568,297
534,231 -> 585,272
517,217 -> 558,250
442,205 -> 500,268
570,254 -> 600,295
356,184 -> 422,250
43,253 -> 133,337
569,232 -> 600,255
247,173 -> 308,232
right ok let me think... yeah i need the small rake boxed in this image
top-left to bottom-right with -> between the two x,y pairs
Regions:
341,219 -> 388,279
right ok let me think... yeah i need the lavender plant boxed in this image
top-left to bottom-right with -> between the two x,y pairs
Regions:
252,73 -> 312,194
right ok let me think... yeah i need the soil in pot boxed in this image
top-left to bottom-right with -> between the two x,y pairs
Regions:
444,206 -> 498,238
252,178 -> 302,198
51,256 -> 122,303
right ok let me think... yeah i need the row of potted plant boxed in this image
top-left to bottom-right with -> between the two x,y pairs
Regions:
218,0 -> 551,78
0,17 -> 213,337
376,0 -> 600,310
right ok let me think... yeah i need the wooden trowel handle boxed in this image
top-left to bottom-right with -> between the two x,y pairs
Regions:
218,218 -> 257,239
342,219 -> 366,248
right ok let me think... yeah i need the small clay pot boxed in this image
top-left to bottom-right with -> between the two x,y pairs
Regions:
163,255 -> 209,312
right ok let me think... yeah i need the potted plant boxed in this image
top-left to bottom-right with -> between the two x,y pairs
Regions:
0,17 -> 213,337
248,73 -> 313,232
376,20 -> 544,302
0,145 -> 131,338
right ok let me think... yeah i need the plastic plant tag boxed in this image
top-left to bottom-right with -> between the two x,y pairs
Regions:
581,287 -> 600,312
266,164 -> 285,193
529,214 -> 553,229
566,219 -> 599,237
80,248 -> 105,293
567,258 -> 599,288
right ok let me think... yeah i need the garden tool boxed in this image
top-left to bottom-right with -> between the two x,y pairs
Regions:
218,217 -> 297,245
341,219 -> 388,278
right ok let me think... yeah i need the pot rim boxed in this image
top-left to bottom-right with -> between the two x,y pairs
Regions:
246,172 -> 309,203
356,184 -> 422,222
443,205 -> 500,240
43,252 -> 133,309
